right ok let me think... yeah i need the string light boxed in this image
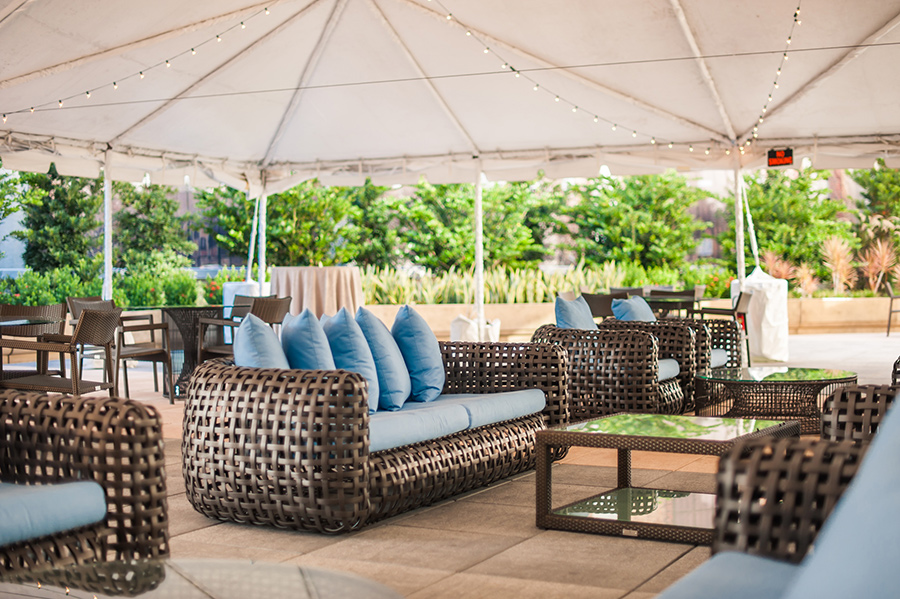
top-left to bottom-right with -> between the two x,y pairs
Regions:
611,124 -> 617,131
554,95 -> 560,102
668,142 -> 673,149
216,34 -> 222,42
191,48 -> 196,55
241,21 -> 246,29
689,145 -> 694,152
1,114 -> 5,123
58,100 -> 63,107
85,91 -> 91,98
705,147 -> 710,155
139,71 -> 145,79
113,82 -> 118,90
632,130 -> 637,138
265,7 -> 269,14
165,60 -> 171,68
651,137 -> 656,144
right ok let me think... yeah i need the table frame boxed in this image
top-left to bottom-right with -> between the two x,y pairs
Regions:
695,368 -> 857,434
536,414 -> 801,544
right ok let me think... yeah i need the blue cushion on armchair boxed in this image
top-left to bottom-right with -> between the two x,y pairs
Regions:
282,309 -> 336,370
323,308 -> 379,414
555,295 -> 598,329
612,296 -> 657,322
356,307 -> 411,411
392,305 -> 445,403
234,313 -> 290,369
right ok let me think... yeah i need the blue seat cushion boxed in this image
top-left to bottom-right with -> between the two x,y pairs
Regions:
710,348 -> 729,368
556,295 -> 598,330
611,296 -> 657,322
0,481 -> 107,547
656,552 -> 797,599
369,402 -> 469,452
432,390 -> 546,428
323,308 -> 379,414
234,313 -> 289,369
658,358 -> 680,382
782,395 -> 900,599
391,305 -> 445,403
356,307 -> 412,411
281,309 -> 336,370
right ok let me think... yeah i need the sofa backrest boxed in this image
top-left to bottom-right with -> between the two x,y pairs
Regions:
782,401 -> 900,598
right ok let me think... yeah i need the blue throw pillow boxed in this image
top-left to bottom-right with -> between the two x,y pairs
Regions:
282,309 -> 336,370
391,305 -> 445,402
356,307 -> 412,411
322,308 -> 379,414
611,296 -> 657,322
233,313 -> 290,369
555,295 -> 598,329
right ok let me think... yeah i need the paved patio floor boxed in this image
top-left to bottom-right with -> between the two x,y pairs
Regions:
12,332 -> 898,597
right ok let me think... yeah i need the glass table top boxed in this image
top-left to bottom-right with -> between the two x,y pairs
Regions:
554,488 -> 715,528
696,366 -> 856,383
561,413 -> 785,441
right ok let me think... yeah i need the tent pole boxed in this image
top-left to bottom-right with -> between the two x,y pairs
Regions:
474,163 -> 485,341
733,157 -> 745,287
246,188 -> 258,282
258,189 -> 267,296
102,151 -> 113,301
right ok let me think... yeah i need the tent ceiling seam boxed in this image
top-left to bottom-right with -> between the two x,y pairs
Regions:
745,7 -> 900,139
0,1 -> 273,91
669,0 -> 737,141
369,0 -> 481,155
109,0 -> 325,145
0,0 -> 34,30
394,0 -> 731,145
261,0 -> 348,168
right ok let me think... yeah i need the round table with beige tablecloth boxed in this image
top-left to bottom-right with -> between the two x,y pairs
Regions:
269,266 -> 363,317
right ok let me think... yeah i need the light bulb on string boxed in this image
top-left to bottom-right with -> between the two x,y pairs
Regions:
533,84 -> 539,91
483,47 -> 489,53
611,124 -> 617,131
725,148 -> 731,155
786,37 -> 792,44
166,60 -> 171,68
705,147 -> 710,155
191,48 -> 196,55
689,145 -> 694,152
514,71 -> 520,78
113,82 -> 118,90
593,116 -> 599,123
140,71 -> 145,79
465,30 -> 471,36
58,100 -> 63,107
651,137 -> 656,144
445,13 -> 452,20
265,7 -> 269,14
668,142 -> 673,148
217,34 -> 222,42
783,53 -> 788,61
572,106 -> 577,113
632,130 -> 637,138
85,91 -> 91,98
554,96 -> 560,102
2,114 -> 6,123
241,21 -> 246,29
29,107 -> 34,113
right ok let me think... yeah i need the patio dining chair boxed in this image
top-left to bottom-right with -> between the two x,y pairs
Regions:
580,291 -> 627,318
198,296 -> 292,363
0,308 -> 120,397
0,303 -> 67,379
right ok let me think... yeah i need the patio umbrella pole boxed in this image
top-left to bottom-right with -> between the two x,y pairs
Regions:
733,157 -> 745,287
246,188 -> 258,282
474,163 -> 485,342
258,189 -> 267,296
102,151 -> 113,301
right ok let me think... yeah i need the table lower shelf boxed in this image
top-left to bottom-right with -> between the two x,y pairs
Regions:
539,486 -> 716,545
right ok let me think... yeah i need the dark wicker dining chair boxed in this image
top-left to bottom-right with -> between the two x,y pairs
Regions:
198,296 -> 292,363
0,309 -> 121,397
0,303 -> 67,379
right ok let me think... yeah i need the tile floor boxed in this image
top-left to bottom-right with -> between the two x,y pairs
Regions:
12,331 -> 899,597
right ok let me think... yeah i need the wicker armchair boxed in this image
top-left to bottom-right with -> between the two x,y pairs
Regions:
183,341 -> 568,533
713,383 -> 894,563
0,390 -> 169,573
531,324 -> 684,419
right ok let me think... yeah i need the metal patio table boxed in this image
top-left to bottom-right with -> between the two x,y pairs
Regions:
536,413 -> 800,545
695,366 -> 857,434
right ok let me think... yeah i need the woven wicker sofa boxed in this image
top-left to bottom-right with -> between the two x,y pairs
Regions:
183,341 -> 568,533
0,390 -> 169,574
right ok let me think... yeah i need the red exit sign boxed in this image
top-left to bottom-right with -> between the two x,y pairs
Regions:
768,148 -> 793,167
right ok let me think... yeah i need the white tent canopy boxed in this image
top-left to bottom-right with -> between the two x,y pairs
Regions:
1,0 -> 899,318
2,0 -> 899,190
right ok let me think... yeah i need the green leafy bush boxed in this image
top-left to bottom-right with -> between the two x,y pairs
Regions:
201,266 -> 248,305
163,269 -> 199,306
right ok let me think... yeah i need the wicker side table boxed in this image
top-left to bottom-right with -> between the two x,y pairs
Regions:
695,367 -> 857,434
536,413 -> 800,545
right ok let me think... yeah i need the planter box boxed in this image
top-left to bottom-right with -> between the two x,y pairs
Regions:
787,297 -> 892,334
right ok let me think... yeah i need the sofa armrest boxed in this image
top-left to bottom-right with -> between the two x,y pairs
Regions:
714,436 -> 866,563
183,359 -> 371,533
532,324 -> 676,418
0,390 -> 168,559
597,320 -> 697,407
821,384 -> 897,442
439,341 -> 568,426
698,318 -> 743,368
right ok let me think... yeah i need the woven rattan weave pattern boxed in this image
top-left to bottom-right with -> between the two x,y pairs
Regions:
821,384 -> 897,442
596,319 -> 698,409
536,414 -> 800,545
532,325 -> 684,419
713,436 -> 865,563
183,341 -> 568,533
0,391 -> 169,573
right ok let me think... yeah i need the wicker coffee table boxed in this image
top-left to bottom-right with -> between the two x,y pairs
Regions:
536,413 -> 800,544
695,367 -> 857,434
